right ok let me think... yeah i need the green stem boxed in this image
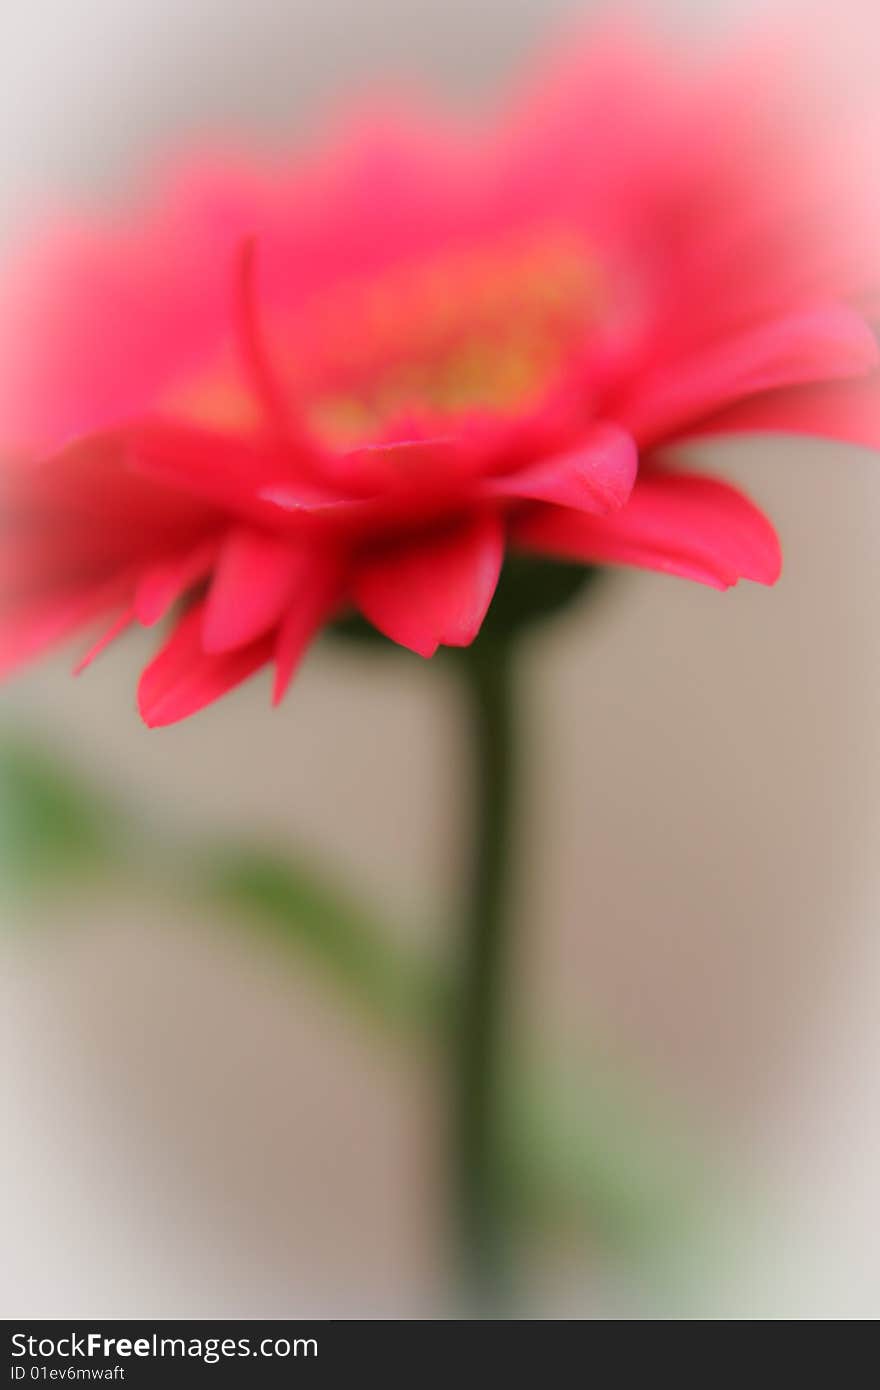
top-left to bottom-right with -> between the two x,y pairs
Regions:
455,637 -> 517,1305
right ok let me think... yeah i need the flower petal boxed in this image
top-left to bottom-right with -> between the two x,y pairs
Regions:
202,527 -> 306,653
134,538 -> 220,626
4,434 -> 212,563
615,304 -> 880,445
684,372 -> 880,452
513,470 -> 781,589
273,558 -> 346,705
128,422 -> 288,513
0,581 -> 125,678
129,420 -> 353,530
354,513 -> 504,657
73,606 -> 136,674
0,222 -> 226,453
484,424 -> 637,514
137,602 -> 272,728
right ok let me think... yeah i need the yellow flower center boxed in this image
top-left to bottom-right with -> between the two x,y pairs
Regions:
169,231 -> 603,449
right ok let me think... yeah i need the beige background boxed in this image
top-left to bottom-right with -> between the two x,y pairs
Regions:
2,0 -> 879,1318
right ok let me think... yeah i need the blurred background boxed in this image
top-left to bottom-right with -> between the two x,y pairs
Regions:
2,0 -> 879,1320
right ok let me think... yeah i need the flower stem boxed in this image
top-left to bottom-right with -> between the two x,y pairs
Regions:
455,636 -> 517,1307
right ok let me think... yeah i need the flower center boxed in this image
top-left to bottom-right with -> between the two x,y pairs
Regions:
168,231 -> 603,449
300,233 -> 602,447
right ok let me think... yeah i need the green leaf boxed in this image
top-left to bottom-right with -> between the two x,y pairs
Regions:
205,847 -> 449,1035
0,734 -> 113,893
504,1057 -> 707,1259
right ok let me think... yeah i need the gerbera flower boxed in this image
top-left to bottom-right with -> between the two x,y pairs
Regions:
0,18 -> 877,725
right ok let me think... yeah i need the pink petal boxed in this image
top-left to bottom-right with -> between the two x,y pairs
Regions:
513,470 -> 781,589
262,438 -> 466,519
483,424 -> 637,514
0,222 -> 226,453
202,527 -> 306,653
233,236 -> 292,440
615,305 -> 880,445
354,513 -> 504,657
137,602 -> 272,728
273,558 -> 346,705
684,373 -> 880,452
73,606 -> 136,674
130,421 -> 347,526
5,434 -> 212,560
127,421 -> 279,504
0,581 -> 125,678
134,538 -> 220,626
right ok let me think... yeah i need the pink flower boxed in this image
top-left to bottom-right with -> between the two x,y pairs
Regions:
1,17 -> 877,725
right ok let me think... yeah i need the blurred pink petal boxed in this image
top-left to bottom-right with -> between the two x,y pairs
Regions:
138,602 -> 272,727
0,579 -> 130,678
202,526 -> 311,653
514,472 -> 782,589
482,425 -> 637,514
72,607 -> 136,674
354,515 -> 504,657
134,539 -> 221,627
273,558 -> 346,705
686,373 -> 880,452
613,305 -> 879,446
